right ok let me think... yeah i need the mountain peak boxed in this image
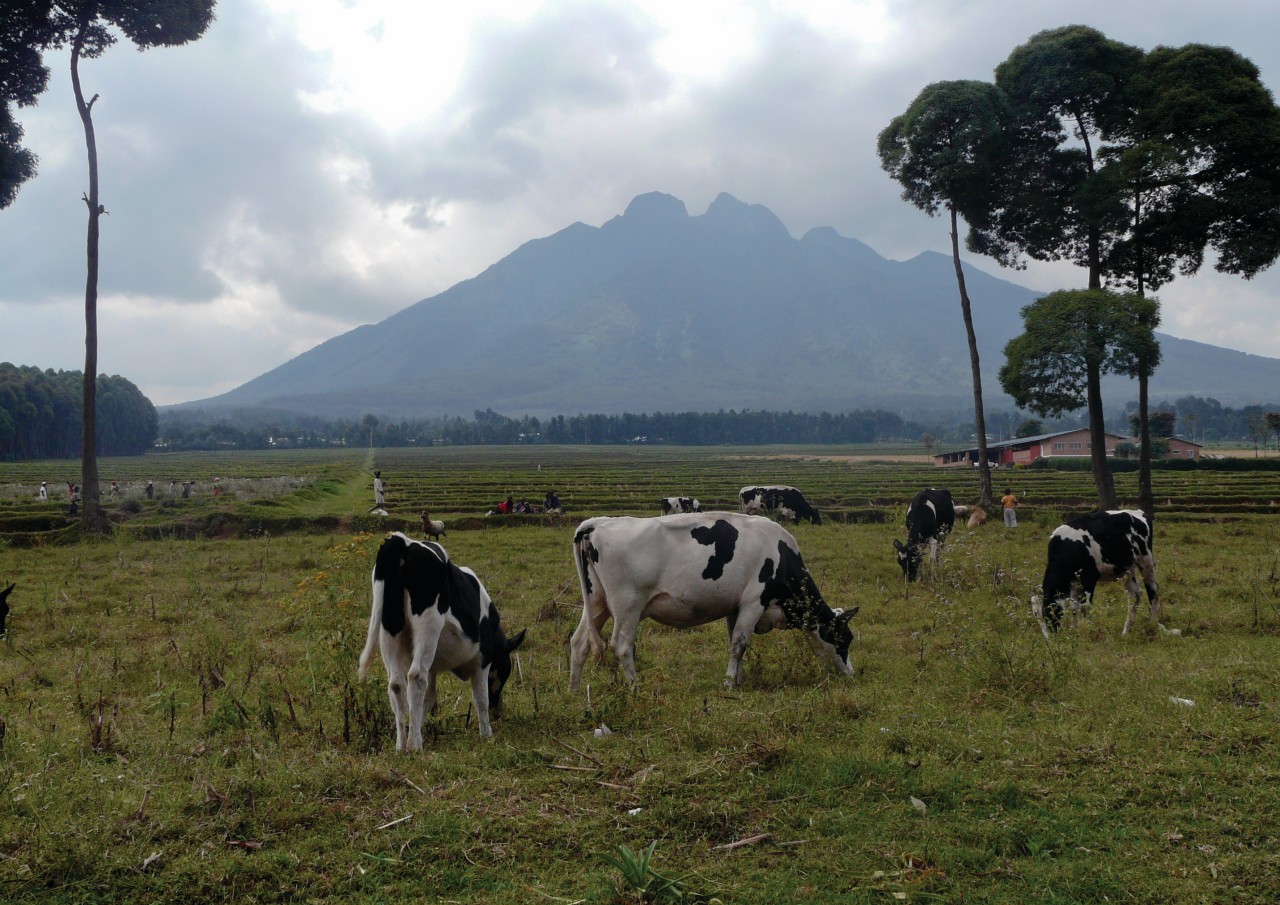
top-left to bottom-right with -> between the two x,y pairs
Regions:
700,192 -> 791,240
621,191 -> 689,223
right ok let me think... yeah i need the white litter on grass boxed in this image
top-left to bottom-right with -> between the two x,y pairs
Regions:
627,808 -> 642,816
1169,697 -> 1195,707
594,724 -> 613,738
909,796 -> 927,816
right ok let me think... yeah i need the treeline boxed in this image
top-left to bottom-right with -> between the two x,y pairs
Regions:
0,363 -> 158,460
157,406 -> 931,451
1146,396 -> 1280,446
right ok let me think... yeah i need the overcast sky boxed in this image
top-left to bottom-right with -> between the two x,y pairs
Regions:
2,0 -> 1278,406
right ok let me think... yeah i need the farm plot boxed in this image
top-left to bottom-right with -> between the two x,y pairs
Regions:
0,449 -> 1278,902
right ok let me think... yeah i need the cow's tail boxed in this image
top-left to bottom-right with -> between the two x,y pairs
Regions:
571,524 -> 607,662
359,535 -> 403,680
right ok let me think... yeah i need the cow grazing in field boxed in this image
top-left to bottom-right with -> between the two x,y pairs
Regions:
895,488 -> 956,581
738,485 -> 821,524
569,513 -> 856,689
358,533 -> 525,749
660,496 -> 702,515
0,583 -> 12,635
1034,510 -> 1163,639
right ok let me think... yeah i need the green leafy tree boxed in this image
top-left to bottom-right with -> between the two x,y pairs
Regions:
974,26 -> 1280,516
1014,418 -> 1044,438
12,1 -> 216,530
878,80 -> 1009,506
1130,410 -> 1176,438
1000,289 -> 1159,508
0,3 -> 56,208
1266,412 -> 1280,452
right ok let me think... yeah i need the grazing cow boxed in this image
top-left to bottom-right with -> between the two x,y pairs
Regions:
0,583 -> 12,635
1033,510 -> 1163,638
569,513 -> 856,689
738,485 -> 821,525
358,533 -> 525,748
660,496 -> 702,515
895,488 -> 956,581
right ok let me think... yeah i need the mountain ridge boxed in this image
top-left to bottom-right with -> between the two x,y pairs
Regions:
176,192 -> 1280,419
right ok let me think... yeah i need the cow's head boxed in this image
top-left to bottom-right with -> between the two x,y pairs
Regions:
486,627 -> 527,716
894,539 -> 921,581
806,606 -> 858,675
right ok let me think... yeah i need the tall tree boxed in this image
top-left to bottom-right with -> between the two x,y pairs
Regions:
20,1 -> 216,531
972,26 -> 1280,515
999,289 -> 1159,508
878,80 -> 1009,507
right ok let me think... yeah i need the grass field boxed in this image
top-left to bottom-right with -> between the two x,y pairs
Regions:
0,446 -> 1278,903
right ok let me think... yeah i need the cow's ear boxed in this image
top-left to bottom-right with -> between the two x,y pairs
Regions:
893,539 -> 904,553
836,607 -> 859,625
507,629 -> 527,653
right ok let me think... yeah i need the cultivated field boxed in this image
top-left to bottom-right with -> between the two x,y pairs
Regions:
0,446 -> 1278,903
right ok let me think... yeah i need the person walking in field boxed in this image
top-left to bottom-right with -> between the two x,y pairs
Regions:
369,471 -> 387,513
38,482 -> 48,502
1001,488 -> 1019,528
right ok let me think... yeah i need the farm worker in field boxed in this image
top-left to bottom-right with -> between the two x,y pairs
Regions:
146,481 -> 154,499
69,485 -> 81,516
182,481 -> 192,499
497,495 -> 513,515
38,482 -> 47,502
544,490 -> 562,512
213,477 -> 221,497
110,480 -> 119,497
1001,488 -> 1019,528
373,471 -> 386,508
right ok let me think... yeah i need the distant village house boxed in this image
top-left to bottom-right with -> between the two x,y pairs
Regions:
934,428 -> 1202,468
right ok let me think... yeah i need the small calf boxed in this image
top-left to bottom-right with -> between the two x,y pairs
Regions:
358,533 -> 525,749
420,510 -> 446,541
0,583 -> 12,635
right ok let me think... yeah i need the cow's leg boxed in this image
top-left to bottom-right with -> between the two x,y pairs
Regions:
568,594 -> 611,691
608,597 -> 648,683
405,619 -> 442,753
470,665 -> 493,738
1121,571 -> 1142,635
382,634 -> 412,752
725,598 -> 766,687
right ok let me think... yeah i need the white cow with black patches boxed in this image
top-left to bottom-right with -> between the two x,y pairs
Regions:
895,488 -> 956,581
1034,510 -> 1165,638
569,512 -> 856,689
358,532 -> 525,749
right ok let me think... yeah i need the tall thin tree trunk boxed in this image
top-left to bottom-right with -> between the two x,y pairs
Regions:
71,33 -> 108,534
950,205 -> 992,506
1134,191 -> 1155,524
1086,361 -> 1117,509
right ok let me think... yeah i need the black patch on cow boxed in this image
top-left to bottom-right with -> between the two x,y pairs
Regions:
0,582 -> 13,635
741,486 -> 821,524
574,524 -> 598,596
755,540 -> 855,661
691,519 -> 738,580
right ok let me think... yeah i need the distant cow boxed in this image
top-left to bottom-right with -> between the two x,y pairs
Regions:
895,488 -> 956,581
358,533 -> 525,749
0,583 -> 12,635
738,485 -> 821,525
660,496 -> 702,515
953,504 -> 988,528
1034,510 -> 1163,639
569,513 -> 856,689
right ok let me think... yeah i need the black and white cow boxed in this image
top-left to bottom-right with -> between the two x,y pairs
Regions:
358,532 -> 525,749
660,496 -> 702,515
894,488 -> 955,581
1034,510 -> 1163,638
738,485 -> 821,525
0,582 -> 12,635
569,513 -> 856,689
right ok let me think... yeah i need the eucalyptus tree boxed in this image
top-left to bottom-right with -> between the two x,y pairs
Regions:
13,1 -> 216,530
1000,289 -> 1159,509
0,3 -> 56,208
878,80 -> 1009,506
973,26 -> 1280,516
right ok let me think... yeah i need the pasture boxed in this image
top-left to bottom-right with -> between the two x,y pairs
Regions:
0,446 -> 1278,903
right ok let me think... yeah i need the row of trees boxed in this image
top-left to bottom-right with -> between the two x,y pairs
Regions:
157,407 -> 932,452
879,26 -> 1280,517
0,363 -> 157,460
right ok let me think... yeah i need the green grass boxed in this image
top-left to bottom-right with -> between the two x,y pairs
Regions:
0,448 -> 1278,902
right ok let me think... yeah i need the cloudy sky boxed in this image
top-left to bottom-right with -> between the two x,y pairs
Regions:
2,0 -> 1278,406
